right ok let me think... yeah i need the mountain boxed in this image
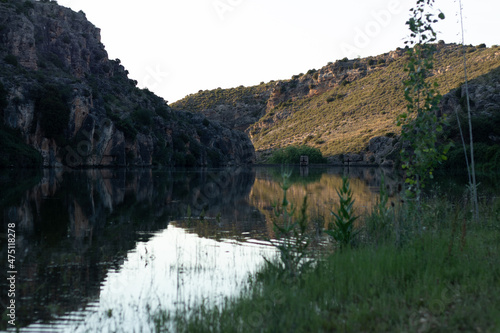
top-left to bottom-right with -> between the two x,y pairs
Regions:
0,0 -> 255,168
172,43 -> 500,166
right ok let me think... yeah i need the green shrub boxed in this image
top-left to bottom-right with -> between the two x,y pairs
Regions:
179,133 -> 190,144
131,108 -> 153,128
207,149 -> 222,167
35,84 -> 71,145
267,145 -> 327,164
185,154 -> 197,167
0,82 -> 7,113
189,140 -> 201,158
152,145 -> 172,166
443,143 -> 500,171
115,117 -> 137,141
173,135 -> 187,151
155,106 -> 170,120
172,152 -> 186,166
4,54 -> 18,66
325,177 -> 359,249
0,125 -> 42,168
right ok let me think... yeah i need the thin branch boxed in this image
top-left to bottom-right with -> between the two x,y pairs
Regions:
459,0 -> 479,221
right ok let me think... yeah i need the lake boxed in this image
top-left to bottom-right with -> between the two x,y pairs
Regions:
0,166 -> 487,332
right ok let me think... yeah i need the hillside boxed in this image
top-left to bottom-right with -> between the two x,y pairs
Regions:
172,43 -> 500,165
0,0 -> 254,168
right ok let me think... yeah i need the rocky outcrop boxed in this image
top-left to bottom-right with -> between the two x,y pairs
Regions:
328,135 -> 400,167
0,0 -> 254,167
172,85 -> 272,133
328,65 -> 500,167
173,50 -> 407,138
173,42 -> 500,165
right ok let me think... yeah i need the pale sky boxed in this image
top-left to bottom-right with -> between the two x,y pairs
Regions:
56,0 -> 498,103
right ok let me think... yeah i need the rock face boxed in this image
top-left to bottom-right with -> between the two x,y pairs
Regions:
173,42 -> 500,166
172,85 -> 273,133
326,135 -> 400,167
172,51 -> 406,138
0,0 -> 254,167
329,65 -> 500,167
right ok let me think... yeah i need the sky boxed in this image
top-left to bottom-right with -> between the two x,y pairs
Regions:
56,0 -> 499,103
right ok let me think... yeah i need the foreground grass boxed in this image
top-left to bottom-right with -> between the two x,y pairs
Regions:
160,197 -> 500,332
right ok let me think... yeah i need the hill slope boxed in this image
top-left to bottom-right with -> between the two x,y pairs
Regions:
0,0 -> 254,167
173,43 -> 500,165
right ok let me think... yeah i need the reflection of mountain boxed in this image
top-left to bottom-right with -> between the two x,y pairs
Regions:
250,166 -> 402,232
0,166 -> 403,329
170,167 -> 268,240
0,167 -> 259,329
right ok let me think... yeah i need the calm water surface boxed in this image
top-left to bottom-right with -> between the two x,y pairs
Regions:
0,166 -> 414,331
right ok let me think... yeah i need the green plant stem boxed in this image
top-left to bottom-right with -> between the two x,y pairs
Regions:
454,107 -> 472,186
459,0 -> 479,222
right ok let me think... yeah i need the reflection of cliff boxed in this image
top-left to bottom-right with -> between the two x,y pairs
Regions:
170,167 -> 267,239
0,169 -> 178,328
250,166 -> 402,232
0,167 -> 261,329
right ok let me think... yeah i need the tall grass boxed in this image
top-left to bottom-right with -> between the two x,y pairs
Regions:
166,187 -> 500,332
325,176 -> 360,249
265,168 -> 312,278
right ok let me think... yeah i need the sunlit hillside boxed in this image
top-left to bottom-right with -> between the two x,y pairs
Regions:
173,44 -> 500,161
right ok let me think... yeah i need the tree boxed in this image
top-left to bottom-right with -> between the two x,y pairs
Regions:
397,0 -> 450,202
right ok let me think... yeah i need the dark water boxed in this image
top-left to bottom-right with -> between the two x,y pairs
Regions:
1,166 -> 493,332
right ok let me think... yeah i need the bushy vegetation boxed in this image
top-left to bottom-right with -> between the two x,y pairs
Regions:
446,142 -> 500,172
3,54 -> 18,66
0,81 -> 7,112
131,108 -> 154,129
172,83 -> 272,112
35,84 -> 72,145
267,145 -> 327,164
443,100 -> 500,172
0,124 -> 42,168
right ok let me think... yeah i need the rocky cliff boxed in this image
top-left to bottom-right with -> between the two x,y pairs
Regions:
173,43 -> 500,166
0,0 -> 255,168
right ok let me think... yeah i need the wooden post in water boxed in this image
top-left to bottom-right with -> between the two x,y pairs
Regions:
300,155 -> 309,177
300,155 -> 309,166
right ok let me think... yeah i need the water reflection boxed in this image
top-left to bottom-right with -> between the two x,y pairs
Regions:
1,166 -> 402,331
251,166 -> 401,234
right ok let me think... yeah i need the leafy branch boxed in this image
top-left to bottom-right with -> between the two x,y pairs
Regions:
325,176 -> 359,249
397,0 -> 451,200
